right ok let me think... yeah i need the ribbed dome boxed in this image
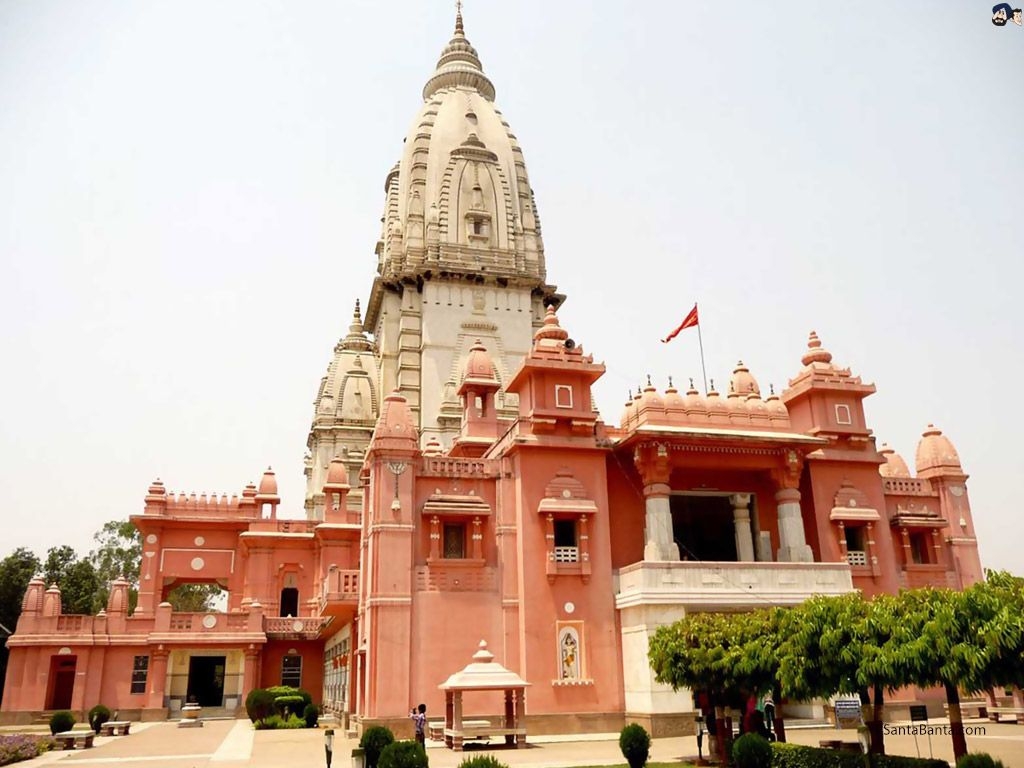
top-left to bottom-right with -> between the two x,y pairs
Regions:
915,424 -> 962,474
312,299 -> 380,425
878,443 -> 911,478
730,360 -> 761,396
422,10 -> 496,102
464,339 -> 496,380
258,467 -> 278,496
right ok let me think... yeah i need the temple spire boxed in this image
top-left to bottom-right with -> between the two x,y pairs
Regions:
455,0 -> 464,35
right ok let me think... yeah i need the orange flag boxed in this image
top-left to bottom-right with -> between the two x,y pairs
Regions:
661,304 -> 699,343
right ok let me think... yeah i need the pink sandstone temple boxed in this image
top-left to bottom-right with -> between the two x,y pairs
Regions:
0,11 -> 983,736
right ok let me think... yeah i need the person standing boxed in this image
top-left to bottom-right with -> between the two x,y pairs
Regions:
410,703 -> 427,748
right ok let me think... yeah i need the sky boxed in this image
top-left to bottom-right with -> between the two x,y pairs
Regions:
1,2 -> 1022,575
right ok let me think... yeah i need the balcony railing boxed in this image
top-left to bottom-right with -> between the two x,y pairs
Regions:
553,547 -> 579,564
320,569 -> 359,611
615,560 -> 855,610
264,616 -> 333,639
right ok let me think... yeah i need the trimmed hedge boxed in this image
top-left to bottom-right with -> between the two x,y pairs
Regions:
359,726 -> 396,768
303,703 -> 319,728
771,743 -> 949,768
378,740 -> 428,768
88,704 -> 111,734
619,723 -> 651,768
734,733 -> 772,768
245,688 -> 275,723
956,756 -> 1006,768
48,711 -> 75,735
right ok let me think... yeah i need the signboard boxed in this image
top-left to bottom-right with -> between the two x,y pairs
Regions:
834,699 -> 863,728
910,705 -> 929,722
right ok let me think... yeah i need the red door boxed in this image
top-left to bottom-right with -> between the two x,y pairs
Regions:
47,656 -> 77,710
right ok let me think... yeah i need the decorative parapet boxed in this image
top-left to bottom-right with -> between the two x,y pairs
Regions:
615,561 -> 855,611
420,456 -> 501,477
263,616 -> 334,640
319,569 -> 359,609
882,477 -> 935,496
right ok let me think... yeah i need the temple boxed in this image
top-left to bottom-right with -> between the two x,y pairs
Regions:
0,10 -> 983,736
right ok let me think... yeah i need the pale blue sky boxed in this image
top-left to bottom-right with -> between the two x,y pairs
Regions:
1,2 -> 1021,574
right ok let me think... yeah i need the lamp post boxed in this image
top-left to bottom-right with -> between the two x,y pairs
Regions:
324,728 -> 334,768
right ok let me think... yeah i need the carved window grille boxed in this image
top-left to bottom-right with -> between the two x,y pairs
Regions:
130,655 -> 149,695
443,523 -> 466,559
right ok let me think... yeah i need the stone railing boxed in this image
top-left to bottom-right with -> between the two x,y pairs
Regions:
264,616 -> 333,639
882,478 -> 934,496
420,456 -> 501,478
615,560 -> 855,610
320,569 -> 359,607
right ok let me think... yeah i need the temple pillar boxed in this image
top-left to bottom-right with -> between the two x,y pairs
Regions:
730,493 -> 755,562
775,488 -> 812,562
643,482 -> 679,561
241,646 -> 260,701
147,648 -> 170,711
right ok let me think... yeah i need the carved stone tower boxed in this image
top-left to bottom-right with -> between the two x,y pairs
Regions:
363,9 -> 562,447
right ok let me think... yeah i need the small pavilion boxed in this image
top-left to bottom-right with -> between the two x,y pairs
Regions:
439,640 -> 530,751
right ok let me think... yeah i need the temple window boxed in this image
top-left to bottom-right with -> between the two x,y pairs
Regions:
443,523 -> 467,559
554,384 -> 574,409
130,655 -> 149,695
280,586 -> 299,617
844,526 -> 867,566
910,532 -> 932,564
553,519 -> 578,563
282,654 -> 302,688
835,403 -> 852,425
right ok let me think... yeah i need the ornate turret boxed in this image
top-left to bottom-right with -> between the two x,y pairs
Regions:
363,7 -> 562,448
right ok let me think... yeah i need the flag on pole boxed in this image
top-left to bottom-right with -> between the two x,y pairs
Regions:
661,304 -> 699,343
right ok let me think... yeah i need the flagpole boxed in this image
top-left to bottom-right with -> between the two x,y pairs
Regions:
696,311 -> 709,394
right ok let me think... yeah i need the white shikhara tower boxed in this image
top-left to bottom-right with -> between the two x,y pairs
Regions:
306,10 -> 561,518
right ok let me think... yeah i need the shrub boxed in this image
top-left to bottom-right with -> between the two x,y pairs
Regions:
457,756 -> 508,768
264,685 -> 313,709
771,743 -> 949,768
303,703 -> 319,728
88,704 -> 111,734
253,714 -> 306,730
273,694 -> 306,716
378,740 -> 428,768
245,688 -> 276,723
48,711 -> 76,735
619,723 -> 651,768
0,734 -> 56,766
733,733 -> 772,768
359,725 -> 396,768
957,756 -> 1005,768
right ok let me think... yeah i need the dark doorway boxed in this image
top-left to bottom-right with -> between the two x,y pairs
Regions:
670,494 -> 739,562
280,587 -> 299,617
47,656 -> 77,710
186,656 -> 226,707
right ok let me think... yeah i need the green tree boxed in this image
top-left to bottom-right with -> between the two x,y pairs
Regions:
166,583 -> 224,612
43,546 -> 101,614
0,547 -> 41,702
89,520 -> 141,612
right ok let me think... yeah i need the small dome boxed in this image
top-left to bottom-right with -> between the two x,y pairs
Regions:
325,456 -> 348,487
620,391 -> 637,428
705,382 -> 728,416
915,424 -> 962,474
422,9 -> 496,101
683,381 -> 707,415
764,387 -> 789,417
664,379 -> 685,414
878,443 -> 911,478
730,360 -> 761,396
464,340 -> 496,380
258,467 -> 278,496
376,390 -> 418,441
725,385 -> 746,413
423,436 -> 444,457
801,330 -> 834,367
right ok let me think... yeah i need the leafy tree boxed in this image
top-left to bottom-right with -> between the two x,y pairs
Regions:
166,583 -> 224,612
89,520 -> 141,612
43,546 -> 100,614
0,547 -> 41,701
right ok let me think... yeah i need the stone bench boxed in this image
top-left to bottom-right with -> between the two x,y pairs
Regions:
54,731 -> 94,750
988,707 -> 1024,724
430,719 -> 487,740
100,720 -> 131,736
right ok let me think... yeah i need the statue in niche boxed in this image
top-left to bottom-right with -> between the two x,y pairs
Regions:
472,290 -> 486,314
560,630 -> 579,679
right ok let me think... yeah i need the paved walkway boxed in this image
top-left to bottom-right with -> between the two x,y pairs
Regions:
6,718 -> 1024,768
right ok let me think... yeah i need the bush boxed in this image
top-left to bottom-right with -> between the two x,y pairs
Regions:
303,703 -> 319,728
957,756 -> 1005,768
273,694 -> 306,716
378,740 -> 428,768
771,743 -> 949,768
88,704 -> 111,734
264,685 -> 313,709
733,733 -> 772,768
457,757 -> 508,768
48,711 -> 76,735
245,688 -> 276,724
253,714 -> 305,730
619,723 -> 651,768
359,725 -> 396,768
0,734 -> 56,766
